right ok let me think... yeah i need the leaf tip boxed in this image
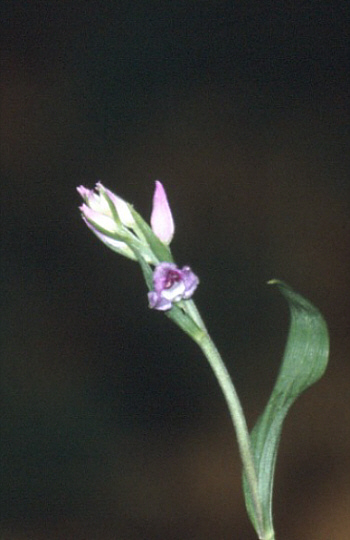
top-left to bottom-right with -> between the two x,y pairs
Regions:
267,278 -> 284,286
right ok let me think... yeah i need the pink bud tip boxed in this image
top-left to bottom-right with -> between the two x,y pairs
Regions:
150,181 -> 175,244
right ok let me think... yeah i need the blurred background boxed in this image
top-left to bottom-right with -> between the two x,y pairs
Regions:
1,2 -> 350,539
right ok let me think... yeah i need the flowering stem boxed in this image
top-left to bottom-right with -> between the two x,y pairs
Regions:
187,303 -> 266,539
77,182 -> 274,538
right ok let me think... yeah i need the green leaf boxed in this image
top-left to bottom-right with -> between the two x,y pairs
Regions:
129,205 -> 174,263
243,280 -> 330,537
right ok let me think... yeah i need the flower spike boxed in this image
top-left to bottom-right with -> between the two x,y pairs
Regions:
78,181 -> 198,308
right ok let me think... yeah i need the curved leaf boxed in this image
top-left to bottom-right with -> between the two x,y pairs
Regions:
243,280 -> 330,537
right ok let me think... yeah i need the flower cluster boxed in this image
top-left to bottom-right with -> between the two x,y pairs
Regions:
77,182 -> 138,260
78,181 -> 199,310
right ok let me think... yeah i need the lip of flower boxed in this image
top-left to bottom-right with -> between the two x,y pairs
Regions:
148,262 -> 199,311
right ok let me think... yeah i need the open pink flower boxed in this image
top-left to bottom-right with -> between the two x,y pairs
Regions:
148,262 -> 199,311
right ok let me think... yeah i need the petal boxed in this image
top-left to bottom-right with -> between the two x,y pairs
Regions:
161,280 -> 186,301
150,181 -> 174,244
97,183 -> 135,227
80,204 -> 118,233
152,262 -> 178,293
181,266 -> 200,298
148,291 -> 173,311
77,185 -> 91,200
82,217 -> 137,260
78,184 -> 109,214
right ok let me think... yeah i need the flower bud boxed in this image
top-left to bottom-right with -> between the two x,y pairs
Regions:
150,181 -> 175,244
77,183 -> 136,260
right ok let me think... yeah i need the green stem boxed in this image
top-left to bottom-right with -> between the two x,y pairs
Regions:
197,332 -> 265,538
186,302 -> 266,539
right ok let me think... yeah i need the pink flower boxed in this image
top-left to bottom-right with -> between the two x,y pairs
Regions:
150,181 -> 174,245
148,262 -> 199,311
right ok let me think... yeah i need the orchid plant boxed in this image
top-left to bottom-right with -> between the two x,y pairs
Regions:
77,181 -> 329,540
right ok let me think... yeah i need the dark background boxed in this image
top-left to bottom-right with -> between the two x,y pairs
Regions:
2,2 -> 350,539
